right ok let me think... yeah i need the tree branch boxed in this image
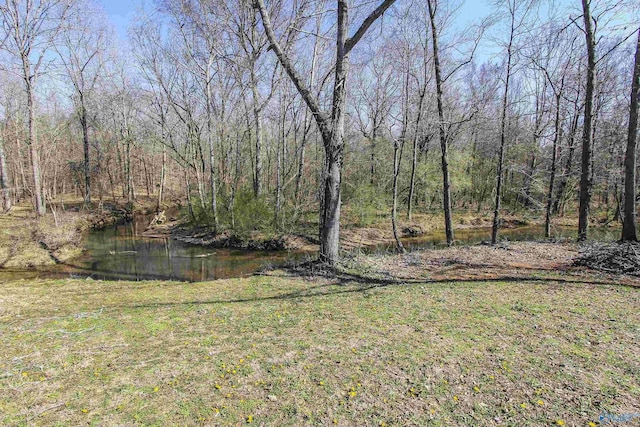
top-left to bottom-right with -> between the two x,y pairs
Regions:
253,0 -> 330,141
344,0 -> 397,54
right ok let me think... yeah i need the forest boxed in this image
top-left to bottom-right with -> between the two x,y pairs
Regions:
3,2 -> 640,425
0,0 -> 639,263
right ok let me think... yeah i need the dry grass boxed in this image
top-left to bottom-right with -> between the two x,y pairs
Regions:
1,268 -> 638,426
354,242 -> 581,281
0,206 -> 57,268
0,198 -> 155,269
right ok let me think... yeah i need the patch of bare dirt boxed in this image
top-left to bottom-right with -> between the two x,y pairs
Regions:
340,226 -> 425,251
359,242 -> 581,281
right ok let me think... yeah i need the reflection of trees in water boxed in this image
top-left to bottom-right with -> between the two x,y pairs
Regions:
78,220 -> 297,281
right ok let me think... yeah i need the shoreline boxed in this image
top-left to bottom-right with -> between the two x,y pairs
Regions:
0,199 -> 163,269
0,201 -> 623,271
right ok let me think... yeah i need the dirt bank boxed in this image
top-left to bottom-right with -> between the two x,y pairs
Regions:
0,198 -> 161,269
159,210 -> 615,254
172,228 -> 318,252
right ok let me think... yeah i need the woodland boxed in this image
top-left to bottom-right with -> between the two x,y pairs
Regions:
2,2 -> 640,425
0,0 -> 639,263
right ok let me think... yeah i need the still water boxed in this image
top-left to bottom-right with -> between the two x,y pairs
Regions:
382,224 -> 621,252
0,214 -> 621,282
63,215 -> 305,282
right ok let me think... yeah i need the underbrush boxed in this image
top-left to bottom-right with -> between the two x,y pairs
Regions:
574,241 -> 640,276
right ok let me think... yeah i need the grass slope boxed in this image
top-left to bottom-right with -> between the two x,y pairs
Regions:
1,274 -> 638,426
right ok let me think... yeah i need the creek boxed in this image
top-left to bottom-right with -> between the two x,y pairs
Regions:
1,214 -> 621,282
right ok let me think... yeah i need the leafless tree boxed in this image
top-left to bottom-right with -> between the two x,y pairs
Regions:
57,0 -> 110,205
491,0 -> 537,244
255,0 -> 397,264
0,0 -> 75,216
622,28 -> 640,241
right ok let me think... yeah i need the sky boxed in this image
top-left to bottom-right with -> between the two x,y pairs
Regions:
97,0 -> 634,53
97,0 -> 144,40
99,0 -> 502,42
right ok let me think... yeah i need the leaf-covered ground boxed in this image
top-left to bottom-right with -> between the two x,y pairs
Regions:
1,259 -> 638,426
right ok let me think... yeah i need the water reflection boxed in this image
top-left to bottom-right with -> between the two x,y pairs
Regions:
0,214 -> 621,283
65,215 -> 304,282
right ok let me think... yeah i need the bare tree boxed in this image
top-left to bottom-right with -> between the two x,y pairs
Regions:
389,40 -> 409,254
57,0 -> 110,205
427,0 -> 454,245
227,0 -> 272,198
406,16 -> 431,222
491,0 -> 537,244
0,0 -> 75,216
622,28 -> 640,241
354,52 -> 394,187
577,0 -> 597,241
0,130 -> 10,212
526,22 -> 580,238
255,0 -> 397,265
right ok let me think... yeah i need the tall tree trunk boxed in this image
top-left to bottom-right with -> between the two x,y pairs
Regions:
275,97 -> 285,227
25,74 -> 45,216
545,93 -> 562,238
0,136 -> 11,212
407,84 -> 427,220
491,6 -> 515,245
622,29 -> 640,241
256,0 -> 396,265
205,72 -> 219,231
578,0 -> 596,241
428,0 -> 454,246
80,95 -> 91,205
251,64 -> 264,198
392,140 -> 405,253
317,0 -> 352,264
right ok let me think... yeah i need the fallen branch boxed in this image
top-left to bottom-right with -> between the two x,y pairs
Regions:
27,401 -> 67,422
574,242 -> 640,276
109,250 -> 137,255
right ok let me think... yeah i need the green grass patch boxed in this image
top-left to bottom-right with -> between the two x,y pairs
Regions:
0,275 -> 638,426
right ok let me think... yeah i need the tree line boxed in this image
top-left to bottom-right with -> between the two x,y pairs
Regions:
0,0 -> 638,264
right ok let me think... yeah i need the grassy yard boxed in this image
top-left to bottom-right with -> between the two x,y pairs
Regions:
1,270 -> 638,426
